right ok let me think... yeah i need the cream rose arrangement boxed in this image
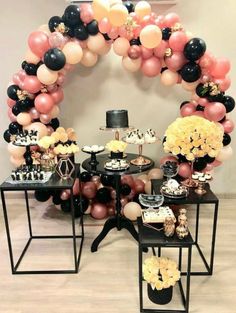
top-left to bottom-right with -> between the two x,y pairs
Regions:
163,116 -> 223,161
143,256 -> 180,291
105,140 -> 127,153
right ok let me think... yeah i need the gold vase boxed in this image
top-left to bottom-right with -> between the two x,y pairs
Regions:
56,154 -> 75,179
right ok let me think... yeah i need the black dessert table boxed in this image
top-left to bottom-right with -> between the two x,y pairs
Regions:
0,165 -> 84,274
82,153 -> 154,252
151,179 -> 219,276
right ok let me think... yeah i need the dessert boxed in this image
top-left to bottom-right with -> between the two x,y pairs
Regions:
144,129 -> 157,144
142,206 -> 175,223
104,159 -> 129,171
125,129 -> 144,144
82,145 -> 104,153
10,165 -> 48,182
106,110 -> 129,128
13,130 -> 38,146
161,179 -> 188,198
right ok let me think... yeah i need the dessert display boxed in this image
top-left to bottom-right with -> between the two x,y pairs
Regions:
192,172 -> 212,195
106,109 -> 129,128
139,194 -> 164,208
8,165 -> 52,184
161,161 -> 179,179
142,206 -> 175,223
104,159 -> 129,171
161,179 -> 188,198
82,145 -> 104,153
125,129 -> 157,144
13,130 -> 38,146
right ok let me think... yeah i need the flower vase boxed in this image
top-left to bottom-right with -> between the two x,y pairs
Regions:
56,154 -> 75,179
147,284 -> 173,305
110,151 -> 123,159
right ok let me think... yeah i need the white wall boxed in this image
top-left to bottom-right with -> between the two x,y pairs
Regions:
0,0 -> 235,194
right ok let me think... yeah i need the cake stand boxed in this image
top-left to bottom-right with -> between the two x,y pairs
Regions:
100,126 -> 134,140
82,147 -> 105,167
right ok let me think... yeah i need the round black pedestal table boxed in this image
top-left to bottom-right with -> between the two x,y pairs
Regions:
82,153 -> 154,252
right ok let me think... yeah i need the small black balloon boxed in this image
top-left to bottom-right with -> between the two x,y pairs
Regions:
96,187 -> 111,204
48,16 -> 63,32
64,5 -> 82,27
124,2 -> 134,13
162,27 -> 172,40
207,92 -> 225,103
61,200 -> 71,213
12,104 -> 21,116
44,48 -> 66,71
223,133 -> 231,146
193,158 -> 207,171
180,101 -> 189,109
80,171 -> 92,182
183,38 -> 206,61
120,184 -> 131,196
87,20 -> 99,35
196,105 -> 204,111
203,155 -> 215,164
25,63 -> 38,76
181,62 -> 202,82
130,38 -> 141,46
9,122 -> 22,134
3,129 -> 11,143
66,27 -> 75,38
48,118 -> 60,130
51,190 -> 63,205
17,98 -> 34,112
195,83 -> 208,98
7,85 -> 20,101
21,61 -> 27,70
35,190 -> 51,202
177,154 -> 188,163
100,174 -> 114,187
223,96 -> 235,113
74,25 -> 89,41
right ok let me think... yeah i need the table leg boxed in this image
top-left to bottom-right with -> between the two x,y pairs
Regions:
209,200 -> 219,275
185,246 -> 192,313
70,189 -> 78,272
195,203 -> 200,244
139,243 -> 143,313
25,190 -> 33,237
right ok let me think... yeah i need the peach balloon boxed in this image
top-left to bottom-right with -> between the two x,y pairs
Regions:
92,0 -> 110,21
122,56 -> 142,72
135,1 -> 151,19
137,174 -> 148,184
50,105 -> 60,119
113,37 -> 130,56
87,33 -> 106,53
97,42 -> 112,55
141,46 -> 153,59
123,202 -> 142,221
50,89 -> 64,104
216,145 -> 233,162
25,49 -> 41,64
16,112 -> 32,126
144,181 -> 152,194
81,49 -> 98,67
24,122 -> 48,139
153,40 -> 168,58
141,57 -> 161,77
8,142 -> 26,158
62,42 -> 83,65
161,70 -> 179,86
37,64 -> 58,85
140,25 -> 162,49
98,17 -> 112,34
182,80 -> 200,91
109,4 -> 128,27
10,155 -> 25,168
147,168 -> 164,180
221,119 -> 234,133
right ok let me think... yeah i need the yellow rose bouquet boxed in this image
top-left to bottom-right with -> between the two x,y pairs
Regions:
105,140 -> 127,153
163,116 -> 223,161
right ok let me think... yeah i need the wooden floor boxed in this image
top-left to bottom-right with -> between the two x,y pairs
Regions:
0,195 -> 235,313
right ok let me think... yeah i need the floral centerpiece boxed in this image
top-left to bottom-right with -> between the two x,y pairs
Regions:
106,140 -> 127,159
143,256 -> 180,304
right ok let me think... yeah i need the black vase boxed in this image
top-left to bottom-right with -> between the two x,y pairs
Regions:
110,151 -> 123,159
147,284 -> 173,305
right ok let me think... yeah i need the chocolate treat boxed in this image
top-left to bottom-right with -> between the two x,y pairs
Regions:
106,110 -> 129,128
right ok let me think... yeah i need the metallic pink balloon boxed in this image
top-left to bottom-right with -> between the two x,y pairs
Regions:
61,190 -> 69,201
169,31 -> 188,52
91,203 -> 107,220
50,88 -> 64,104
221,119 -> 235,133
178,162 -> 192,178
121,197 -> 128,207
111,189 -> 116,200
204,102 -> 226,122
134,179 -> 145,194
23,76 -> 42,94
82,182 -> 97,199
121,175 -> 135,188
153,40 -> 168,58
141,57 -> 161,77
29,107 -> 40,120
40,113 -> 52,124
128,45 -> 141,60
28,31 -> 50,58
7,98 -> 16,108
35,93 -> 55,114
165,51 -> 187,71
214,77 -> 231,92
180,103 -> 196,117
49,32 -> 67,49
154,15 -> 166,28
141,46 -> 153,59
164,12 -> 180,27
80,6 -> 94,24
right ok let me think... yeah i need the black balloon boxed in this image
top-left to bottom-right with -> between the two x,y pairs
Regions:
64,5 -> 82,27
207,92 -> 225,103
177,154 -> 188,163
180,101 -> 189,109
196,105 -> 204,111
203,155 -> 215,164
21,61 -> 27,70
130,38 -> 141,46
35,190 -> 51,202
124,2 -> 134,13
66,27 -> 75,38
183,38 -> 206,61
25,63 -> 38,76
44,48 -> 66,71
96,187 -> 111,203
7,85 -> 20,101
48,16 -> 63,32
48,118 -> 60,130
120,184 -> 131,196
61,200 -> 71,213
17,98 -> 34,112
100,174 -> 114,187
193,158 -> 207,171
181,62 -> 202,82
3,129 -> 11,143
162,27 -> 172,40
195,83 -> 207,98
12,104 -> 21,116
9,122 -> 22,134
80,171 -> 92,182
74,25 -> 89,41
223,96 -> 235,113
223,133 -> 231,146
52,191 -> 63,205
87,20 -> 99,35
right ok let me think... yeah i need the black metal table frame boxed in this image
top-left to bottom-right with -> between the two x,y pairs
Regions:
139,236 -> 193,313
151,180 -> 219,276
1,185 -> 84,275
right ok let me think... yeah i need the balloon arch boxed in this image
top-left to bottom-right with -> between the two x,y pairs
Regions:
4,1 -> 235,215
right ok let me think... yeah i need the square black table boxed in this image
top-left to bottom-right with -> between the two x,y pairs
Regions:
138,217 -> 194,313
0,165 -> 84,274
151,179 -> 219,276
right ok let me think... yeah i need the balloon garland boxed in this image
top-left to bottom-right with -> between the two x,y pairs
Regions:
4,1 -> 235,217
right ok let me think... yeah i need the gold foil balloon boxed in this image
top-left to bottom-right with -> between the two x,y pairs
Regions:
140,25 -> 162,49
123,202 -> 142,221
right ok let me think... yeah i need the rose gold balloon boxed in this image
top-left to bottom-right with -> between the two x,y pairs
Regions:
73,178 -> 81,196
40,113 -> 52,124
29,107 -> 40,120
111,189 -> 116,200
91,175 -> 101,187
47,126 -> 54,135
127,189 -> 136,201
107,205 -> 115,216
121,197 -> 128,207
61,190 -> 69,201
121,175 -> 135,188
82,182 -> 97,199
128,45 -> 141,60
134,179 -> 145,194
91,203 -> 107,220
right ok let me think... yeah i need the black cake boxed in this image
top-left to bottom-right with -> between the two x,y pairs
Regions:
106,110 -> 129,128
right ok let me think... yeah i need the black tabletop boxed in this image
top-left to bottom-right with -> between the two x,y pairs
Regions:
0,165 -> 79,191
151,179 -> 218,204
82,153 -> 154,176
137,217 -> 194,247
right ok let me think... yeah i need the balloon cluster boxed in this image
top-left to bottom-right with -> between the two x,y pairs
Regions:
3,0 -> 234,175
34,168 -> 163,220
